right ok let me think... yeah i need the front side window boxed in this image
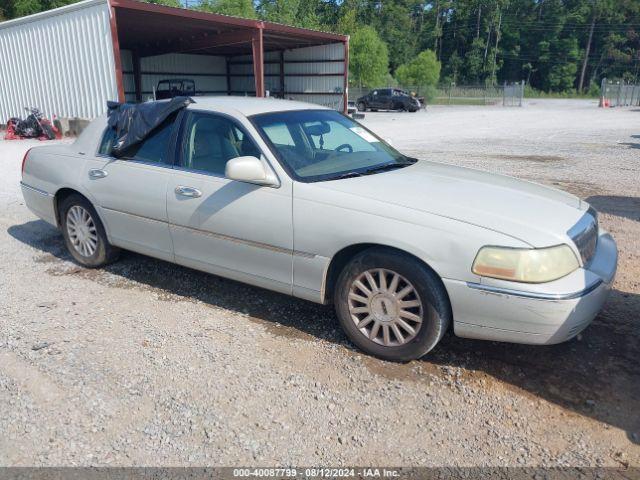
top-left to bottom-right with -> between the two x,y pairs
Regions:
251,109 -> 413,182
181,112 -> 261,176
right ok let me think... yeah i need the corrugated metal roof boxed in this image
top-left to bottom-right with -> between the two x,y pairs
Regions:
0,0 -> 107,30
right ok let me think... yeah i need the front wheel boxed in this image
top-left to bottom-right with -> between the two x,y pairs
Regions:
40,122 -> 56,140
357,101 -> 367,112
334,248 -> 451,361
60,194 -> 119,267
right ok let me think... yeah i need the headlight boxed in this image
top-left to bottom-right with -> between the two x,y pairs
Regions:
472,244 -> 579,283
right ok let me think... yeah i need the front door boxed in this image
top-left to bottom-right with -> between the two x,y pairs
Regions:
166,111 -> 294,294
370,90 -> 381,109
378,89 -> 393,109
81,115 -> 179,261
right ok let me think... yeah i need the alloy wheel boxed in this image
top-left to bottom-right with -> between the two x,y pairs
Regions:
348,268 -> 423,347
66,205 -> 98,258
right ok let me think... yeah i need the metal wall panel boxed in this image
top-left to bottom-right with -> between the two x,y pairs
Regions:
286,94 -> 344,110
121,51 -> 228,101
228,43 -> 345,109
0,0 -> 117,120
284,43 -> 345,62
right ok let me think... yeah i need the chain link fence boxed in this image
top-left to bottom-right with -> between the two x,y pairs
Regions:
600,78 -> 640,107
348,82 -> 524,107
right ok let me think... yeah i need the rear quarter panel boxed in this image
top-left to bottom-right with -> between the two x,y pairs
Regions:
22,118 -> 106,226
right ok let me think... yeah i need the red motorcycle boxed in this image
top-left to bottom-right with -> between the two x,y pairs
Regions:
5,107 -> 61,141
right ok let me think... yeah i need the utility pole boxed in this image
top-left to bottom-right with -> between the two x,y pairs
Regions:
434,0 -> 440,53
491,8 -> 502,85
578,4 -> 596,93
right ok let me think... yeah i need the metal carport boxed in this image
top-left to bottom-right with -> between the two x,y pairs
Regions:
0,0 -> 349,121
110,0 -> 348,109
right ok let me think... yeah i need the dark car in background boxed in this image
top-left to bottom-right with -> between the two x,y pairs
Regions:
356,88 -> 421,112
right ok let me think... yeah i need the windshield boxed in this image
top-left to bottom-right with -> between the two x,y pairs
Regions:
251,109 -> 413,182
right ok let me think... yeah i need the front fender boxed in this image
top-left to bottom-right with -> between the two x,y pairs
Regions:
292,188 -> 528,303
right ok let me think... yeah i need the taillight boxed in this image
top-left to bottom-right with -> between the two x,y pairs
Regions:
21,148 -> 32,178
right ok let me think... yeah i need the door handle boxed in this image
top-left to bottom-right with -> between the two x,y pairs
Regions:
88,169 -> 108,179
175,186 -> 202,198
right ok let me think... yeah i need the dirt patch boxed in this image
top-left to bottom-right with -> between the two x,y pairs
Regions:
544,179 -> 605,199
495,154 -> 566,163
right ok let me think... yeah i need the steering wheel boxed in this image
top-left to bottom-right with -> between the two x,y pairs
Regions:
335,143 -> 353,153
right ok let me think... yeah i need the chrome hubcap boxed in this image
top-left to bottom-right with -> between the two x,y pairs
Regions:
348,268 -> 423,347
66,205 -> 98,257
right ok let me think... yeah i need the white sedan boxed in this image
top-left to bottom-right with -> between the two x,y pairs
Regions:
20,97 -> 617,361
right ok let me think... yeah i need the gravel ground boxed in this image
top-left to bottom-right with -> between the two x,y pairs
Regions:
0,99 -> 638,467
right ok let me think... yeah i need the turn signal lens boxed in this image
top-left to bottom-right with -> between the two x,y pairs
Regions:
472,244 -> 580,283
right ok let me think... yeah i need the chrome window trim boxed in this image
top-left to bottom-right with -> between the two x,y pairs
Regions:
466,280 -> 604,301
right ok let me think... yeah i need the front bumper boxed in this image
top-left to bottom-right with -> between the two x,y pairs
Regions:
444,232 -> 617,345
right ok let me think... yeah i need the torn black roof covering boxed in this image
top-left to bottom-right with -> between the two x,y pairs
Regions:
106,96 -> 194,157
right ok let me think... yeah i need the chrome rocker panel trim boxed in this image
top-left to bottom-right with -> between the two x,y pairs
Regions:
20,181 -> 52,197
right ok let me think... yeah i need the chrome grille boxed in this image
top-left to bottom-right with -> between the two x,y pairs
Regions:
569,212 -> 598,265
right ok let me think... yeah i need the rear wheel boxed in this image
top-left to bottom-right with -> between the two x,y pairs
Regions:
357,101 -> 367,112
334,248 -> 451,361
60,194 -> 119,267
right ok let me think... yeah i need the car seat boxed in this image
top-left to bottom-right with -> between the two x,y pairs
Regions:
190,120 -> 239,174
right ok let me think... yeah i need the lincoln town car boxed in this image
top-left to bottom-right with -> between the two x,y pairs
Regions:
20,97 -> 617,361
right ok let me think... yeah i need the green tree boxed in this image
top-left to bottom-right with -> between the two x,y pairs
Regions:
463,38 -> 486,84
336,1 -> 357,35
349,26 -> 389,87
199,0 -> 257,18
258,0 -> 321,29
395,49 -> 441,88
14,0 -> 46,17
145,0 -> 183,7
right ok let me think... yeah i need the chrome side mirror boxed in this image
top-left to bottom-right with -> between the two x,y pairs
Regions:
225,156 -> 278,187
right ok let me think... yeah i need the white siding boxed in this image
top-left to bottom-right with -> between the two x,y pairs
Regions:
0,0 -> 117,120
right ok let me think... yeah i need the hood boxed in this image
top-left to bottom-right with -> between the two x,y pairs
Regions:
311,160 -> 587,247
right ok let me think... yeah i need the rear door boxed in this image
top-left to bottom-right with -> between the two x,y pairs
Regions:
82,114 -> 181,261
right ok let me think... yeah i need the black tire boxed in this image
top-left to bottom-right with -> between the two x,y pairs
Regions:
60,194 -> 119,267
334,247 -> 451,362
357,101 -> 367,112
40,122 -> 56,140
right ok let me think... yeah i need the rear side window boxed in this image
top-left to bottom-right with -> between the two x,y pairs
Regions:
99,114 -> 178,163
121,117 -> 175,164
